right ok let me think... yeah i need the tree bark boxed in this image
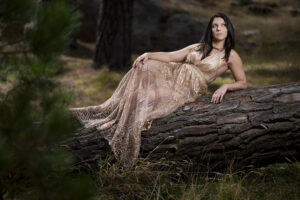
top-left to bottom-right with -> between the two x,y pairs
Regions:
93,0 -> 133,70
60,82 -> 300,171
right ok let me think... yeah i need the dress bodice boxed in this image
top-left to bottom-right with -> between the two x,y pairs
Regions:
185,47 -> 225,69
184,47 -> 227,84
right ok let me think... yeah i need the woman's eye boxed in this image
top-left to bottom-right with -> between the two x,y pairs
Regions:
212,24 -> 226,29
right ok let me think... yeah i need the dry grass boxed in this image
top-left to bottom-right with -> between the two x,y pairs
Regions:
92,156 -> 300,200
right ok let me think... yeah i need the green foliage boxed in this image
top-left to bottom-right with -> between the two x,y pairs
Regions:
0,0 -> 35,41
26,0 -> 81,61
0,0 -> 35,23
0,80 -> 97,199
0,0 -> 96,199
0,56 -> 67,83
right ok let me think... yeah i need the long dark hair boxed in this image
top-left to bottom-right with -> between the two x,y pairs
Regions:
196,12 -> 235,62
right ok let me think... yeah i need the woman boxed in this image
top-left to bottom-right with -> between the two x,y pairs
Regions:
69,12 -> 247,168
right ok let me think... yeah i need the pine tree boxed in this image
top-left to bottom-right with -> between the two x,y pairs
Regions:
0,0 -> 97,199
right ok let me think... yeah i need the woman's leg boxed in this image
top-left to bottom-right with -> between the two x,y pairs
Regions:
134,59 -> 173,106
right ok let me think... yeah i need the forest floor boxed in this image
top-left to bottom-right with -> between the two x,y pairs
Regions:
53,0 -> 300,199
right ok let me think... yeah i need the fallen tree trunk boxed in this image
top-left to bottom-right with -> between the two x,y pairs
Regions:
60,82 -> 300,171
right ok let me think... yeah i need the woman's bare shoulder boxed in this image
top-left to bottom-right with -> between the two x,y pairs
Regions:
228,49 -> 242,64
228,49 -> 243,69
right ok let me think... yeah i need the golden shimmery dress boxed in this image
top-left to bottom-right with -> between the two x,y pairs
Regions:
69,45 -> 227,168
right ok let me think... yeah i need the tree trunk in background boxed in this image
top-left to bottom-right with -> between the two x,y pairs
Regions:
60,82 -> 300,171
93,0 -> 133,70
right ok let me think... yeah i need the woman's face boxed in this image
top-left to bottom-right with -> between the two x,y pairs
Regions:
211,17 -> 228,41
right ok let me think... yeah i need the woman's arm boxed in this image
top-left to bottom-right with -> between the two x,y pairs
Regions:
148,43 -> 199,63
211,49 -> 247,104
133,43 -> 199,68
225,50 -> 247,90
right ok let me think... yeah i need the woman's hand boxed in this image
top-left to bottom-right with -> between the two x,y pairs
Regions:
211,84 -> 228,104
133,53 -> 150,68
